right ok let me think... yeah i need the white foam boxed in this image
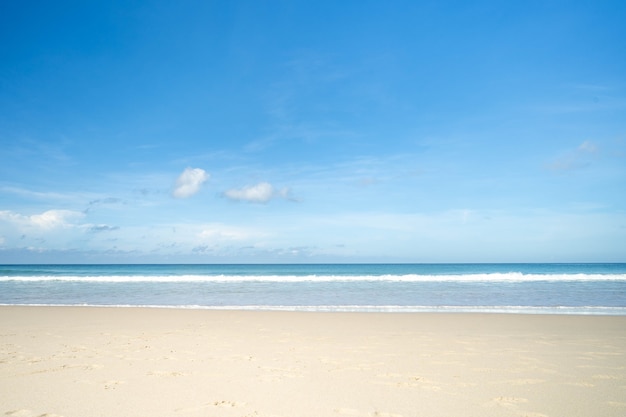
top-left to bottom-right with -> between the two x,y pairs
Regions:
1,272 -> 626,283
1,303 -> 625,315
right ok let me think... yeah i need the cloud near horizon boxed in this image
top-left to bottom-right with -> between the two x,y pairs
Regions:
172,168 -> 209,198
223,182 -> 292,203
198,224 -> 262,241
0,209 -> 85,230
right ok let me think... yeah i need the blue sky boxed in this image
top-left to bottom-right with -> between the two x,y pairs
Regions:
1,0 -> 625,263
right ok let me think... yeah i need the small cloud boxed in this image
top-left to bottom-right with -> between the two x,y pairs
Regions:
6,210 -> 83,229
30,210 -> 84,229
0,209 -> 85,229
223,182 -> 294,204
173,168 -> 209,198
88,225 -> 120,233
192,244 -> 214,254
89,197 -> 123,205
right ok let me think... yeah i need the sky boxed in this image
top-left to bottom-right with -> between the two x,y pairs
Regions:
0,0 -> 625,264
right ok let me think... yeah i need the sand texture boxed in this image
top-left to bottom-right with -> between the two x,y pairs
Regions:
1,307 -> 625,417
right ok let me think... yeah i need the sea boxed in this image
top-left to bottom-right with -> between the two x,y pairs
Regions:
1,263 -> 626,315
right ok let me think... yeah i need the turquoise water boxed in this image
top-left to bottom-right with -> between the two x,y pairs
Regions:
1,264 -> 625,314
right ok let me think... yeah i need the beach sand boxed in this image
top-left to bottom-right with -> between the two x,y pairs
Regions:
1,307 -> 625,417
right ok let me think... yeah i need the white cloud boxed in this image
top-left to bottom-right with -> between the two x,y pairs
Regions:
0,209 -> 84,229
173,168 -> 209,198
223,182 -> 292,203
0,211 -> 21,223
30,210 -> 84,229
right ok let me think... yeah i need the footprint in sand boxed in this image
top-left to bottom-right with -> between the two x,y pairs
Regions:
147,370 -> 188,377
372,411 -> 403,417
4,411 -> 64,417
5,411 -> 33,417
334,408 -> 403,417
177,400 -> 247,413
566,381 -> 595,387
485,398 -> 549,417
211,400 -> 246,408
593,374 -> 623,380
334,408 -> 360,416
103,380 -> 126,390
486,396 -> 528,408
508,378 -> 546,386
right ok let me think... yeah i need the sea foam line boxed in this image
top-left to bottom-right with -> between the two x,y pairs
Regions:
1,303 -> 625,315
1,273 -> 626,282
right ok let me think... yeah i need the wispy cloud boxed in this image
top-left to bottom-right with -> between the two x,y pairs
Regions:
533,95 -> 626,114
172,168 -> 209,198
0,186 -> 89,202
84,197 -> 124,213
5,138 -> 72,163
547,141 -> 599,172
577,140 -> 598,153
244,123 -> 355,153
223,182 -> 294,204
192,224 -> 270,252
198,226 -> 252,241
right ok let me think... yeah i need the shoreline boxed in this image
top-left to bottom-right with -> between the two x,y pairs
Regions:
2,306 -> 626,417
2,303 -> 626,315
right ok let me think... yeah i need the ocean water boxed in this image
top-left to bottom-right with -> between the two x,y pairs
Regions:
1,263 -> 626,314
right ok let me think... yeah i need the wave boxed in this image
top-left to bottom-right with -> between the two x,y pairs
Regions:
2,272 -> 626,283
1,303 -> 625,315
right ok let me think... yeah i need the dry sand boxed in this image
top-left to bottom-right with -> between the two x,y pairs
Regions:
1,306 -> 625,417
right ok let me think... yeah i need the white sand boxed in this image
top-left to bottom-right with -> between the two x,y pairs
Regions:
1,307 -> 625,417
